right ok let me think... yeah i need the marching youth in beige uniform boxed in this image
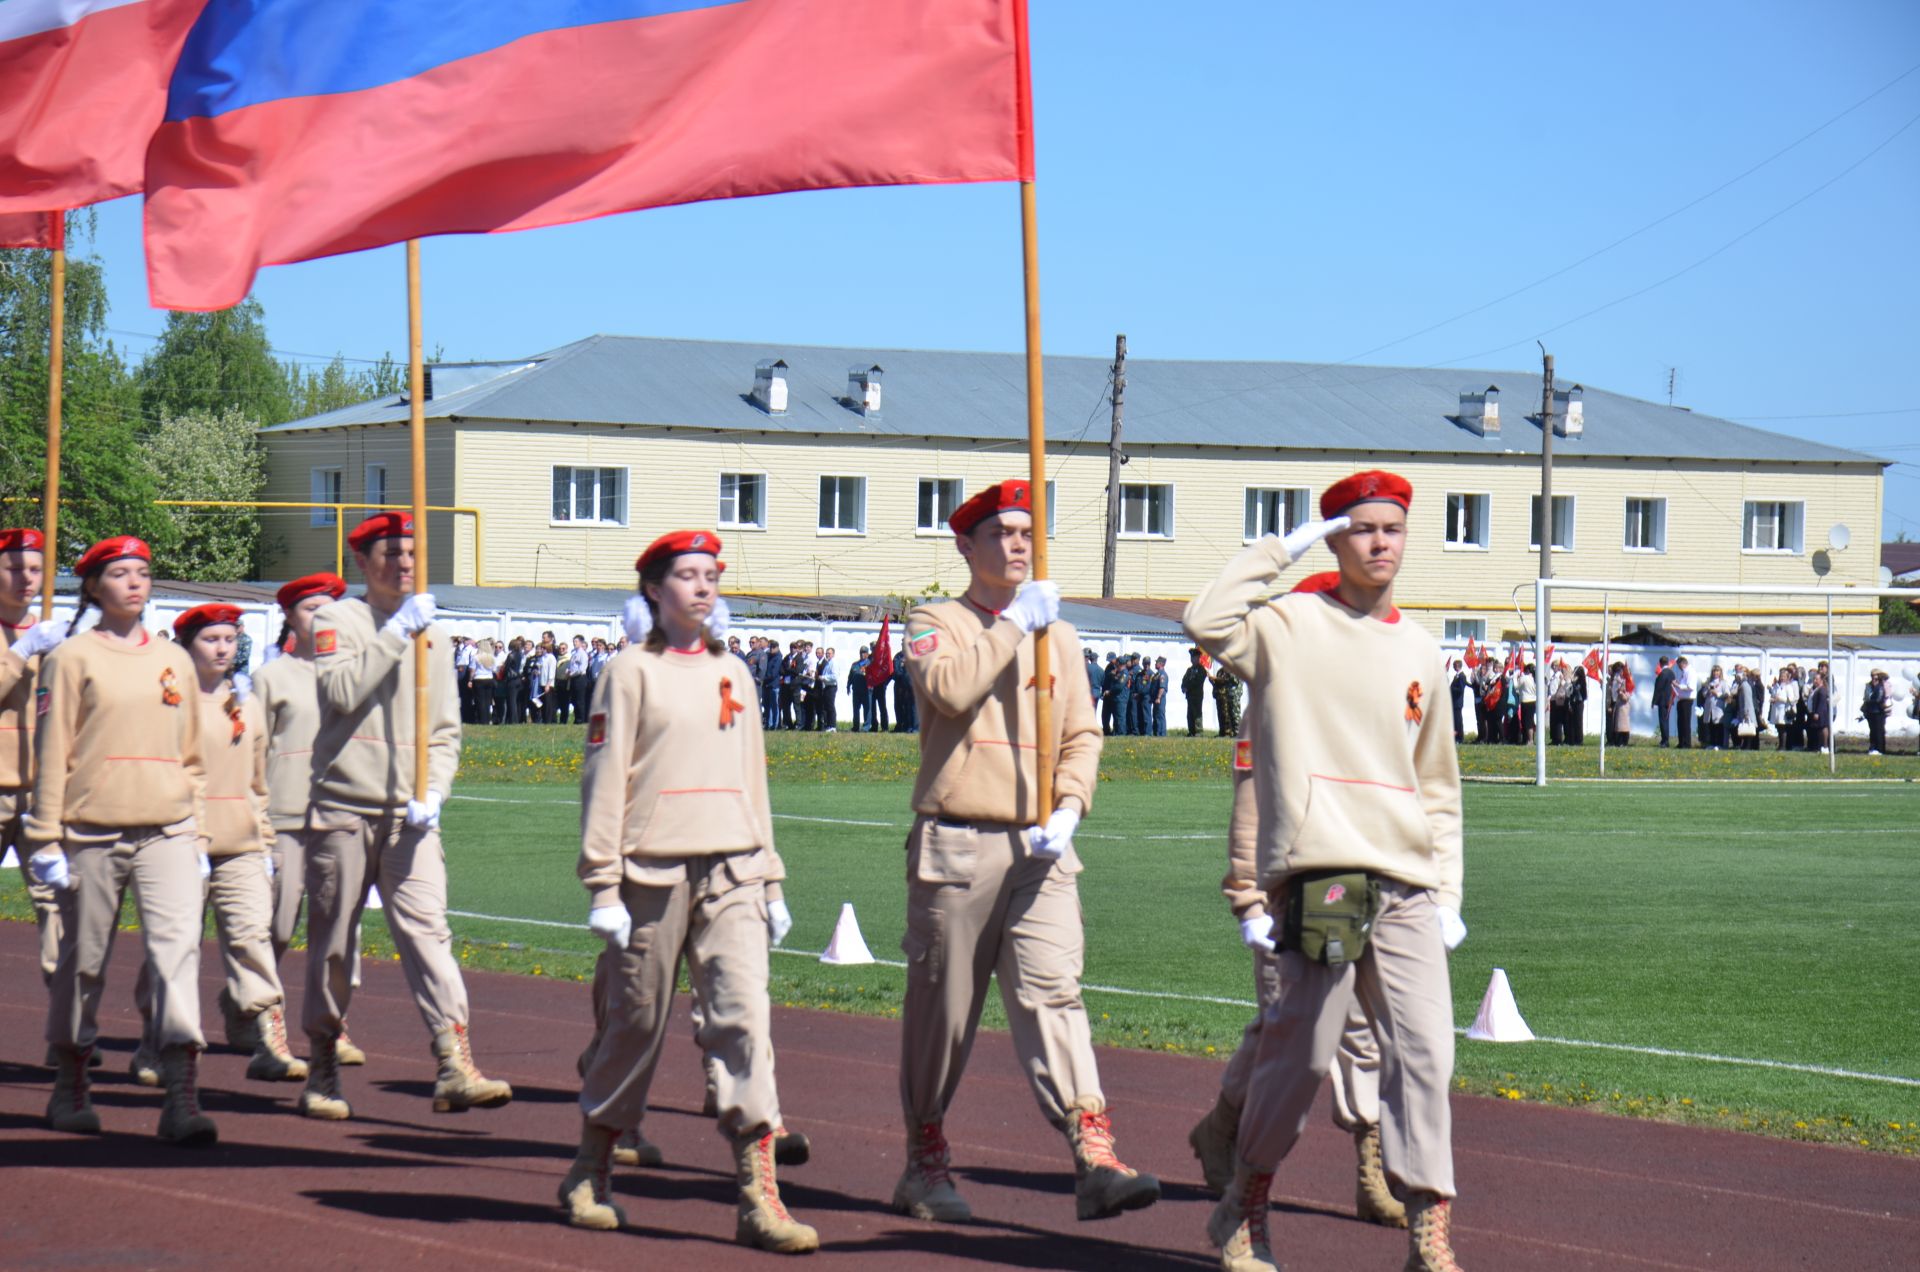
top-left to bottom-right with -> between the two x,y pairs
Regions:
563,529 -> 817,1254
1185,471 -> 1469,1272
298,511 -> 509,1120
895,479 -> 1159,1225
0,529 -> 68,993
31,536 -> 217,1145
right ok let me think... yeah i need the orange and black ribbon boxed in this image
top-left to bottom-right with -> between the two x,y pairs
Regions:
1405,681 -> 1424,725
159,668 -> 182,707
719,677 -> 746,728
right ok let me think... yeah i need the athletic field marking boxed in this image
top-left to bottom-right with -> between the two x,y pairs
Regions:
438,908 -> 1920,1087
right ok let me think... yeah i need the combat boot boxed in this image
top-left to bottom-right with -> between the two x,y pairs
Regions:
891,1120 -> 971,1222
1065,1097 -> 1161,1220
129,1040 -> 161,1087
44,1044 -> 103,1070
218,986 -> 259,1052
558,1122 -> 627,1230
613,1127 -> 663,1167
429,1022 -> 512,1112
156,1045 -> 218,1146
1404,1191 -> 1464,1272
299,1034 -> 352,1120
1355,1123 -> 1407,1228
46,1045 -> 102,1134
1205,1160 -> 1278,1272
246,1005 -> 308,1082
1188,1093 -> 1240,1196
733,1130 -> 819,1254
335,1028 -> 366,1066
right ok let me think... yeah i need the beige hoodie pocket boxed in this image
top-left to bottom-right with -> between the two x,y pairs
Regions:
634,787 -> 757,856
1290,774 -> 1429,859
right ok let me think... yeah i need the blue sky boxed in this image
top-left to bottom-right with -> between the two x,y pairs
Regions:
75,0 -> 1920,539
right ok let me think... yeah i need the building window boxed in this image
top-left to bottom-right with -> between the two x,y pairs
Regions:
310,467 -> 342,527
1444,618 -> 1487,642
1742,500 -> 1804,553
1243,487 -> 1310,541
818,475 -> 866,534
1624,497 -> 1666,553
1119,483 -> 1174,538
364,464 -> 387,516
1528,494 -> 1575,551
1444,492 -> 1489,549
718,473 -> 766,529
551,466 -> 627,526
917,478 -> 964,532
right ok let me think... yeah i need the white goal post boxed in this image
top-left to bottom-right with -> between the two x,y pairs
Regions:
1529,578 -> 1920,786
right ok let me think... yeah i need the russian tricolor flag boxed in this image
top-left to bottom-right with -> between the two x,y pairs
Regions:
146,0 -> 1031,311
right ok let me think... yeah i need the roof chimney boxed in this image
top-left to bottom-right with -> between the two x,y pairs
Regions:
845,363 -> 883,415
1458,385 -> 1500,436
1552,384 -> 1583,438
751,358 -> 789,414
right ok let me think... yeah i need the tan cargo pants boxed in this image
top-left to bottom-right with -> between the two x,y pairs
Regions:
2,791 -> 64,984
1219,940 -> 1381,1128
269,826 -> 362,985
1237,881 -> 1456,1198
900,816 -> 1103,1128
578,853 -> 780,1141
135,851 -> 285,1040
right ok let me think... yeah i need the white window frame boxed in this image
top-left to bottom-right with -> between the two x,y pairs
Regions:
1528,494 -> 1576,552
364,463 -> 388,514
1741,500 -> 1804,555
915,477 -> 965,534
1118,482 -> 1175,540
1445,618 -> 1487,642
1443,491 -> 1490,551
310,467 -> 342,527
1242,486 -> 1311,542
817,474 -> 867,536
718,472 -> 768,530
549,465 -> 628,528
1623,496 -> 1667,554
1045,480 -> 1058,538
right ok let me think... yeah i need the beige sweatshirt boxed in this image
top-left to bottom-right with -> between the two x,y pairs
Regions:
1220,696 -> 1266,920
1184,539 -> 1464,910
578,644 -> 785,910
0,617 -> 45,791
26,630 -> 208,846
905,598 -> 1102,826
253,654 -> 322,831
198,689 -> 273,856
311,597 -> 460,813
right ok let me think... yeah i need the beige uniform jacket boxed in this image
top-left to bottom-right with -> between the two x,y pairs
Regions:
1222,695 -> 1265,921
197,690 -> 273,856
0,618 -> 44,791
253,654 -> 322,832
310,597 -> 460,813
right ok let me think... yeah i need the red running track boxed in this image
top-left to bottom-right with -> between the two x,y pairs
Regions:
2,921 -> 1916,1270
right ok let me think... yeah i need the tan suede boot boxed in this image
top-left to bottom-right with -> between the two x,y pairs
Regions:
558,1122 -> 627,1230
299,1034 -> 352,1120
219,986 -> 259,1052
1066,1098 -> 1161,1221
613,1127 -> 663,1168
246,1005 -> 309,1082
1404,1191 -> 1464,1272
1355,1123 -> 1408,1228
429,1022 -> 512,1112
335,1028 -> 366,1066
891,1120 -> 971,1222
734,1131 -> 819,1254
46,1045 -> 102,1134
1188,1093 -> 1240,1196
1205,1160 -> 1279,1272
156,1045 -> 218,1146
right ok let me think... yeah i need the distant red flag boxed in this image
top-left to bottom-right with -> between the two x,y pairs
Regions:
1463,637 -> 1479,669
1544,644 -> 1556,663
866,617 -> 893,689
1623,666 -> 1636,695
0,211 -> 57,249
1583,648 -> 1604,679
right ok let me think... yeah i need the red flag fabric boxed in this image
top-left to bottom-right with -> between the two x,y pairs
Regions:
1582,648 -> 1604,679
0,211 -> 58,249
1463,637 -> 1479,669
866,617 -> 893,689
1623,666 -> 1636,695
0,0 -> 203,214
1544,644 -> 1556,663
146,0 -> 1031,311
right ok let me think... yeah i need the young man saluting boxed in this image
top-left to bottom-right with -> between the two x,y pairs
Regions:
895,478 -> 1159,1225
1185,471 -> 1468,1272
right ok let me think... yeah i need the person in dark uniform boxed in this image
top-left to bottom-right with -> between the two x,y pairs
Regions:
1083,649 -> 1102,710
1101,653 -> 1121,734
1113,655 -> 1135,736
1212,664 -> 1242,737
1183,649 -> 1210,737
1151,657 -> 1170,737
1651,657 -> 1674,747
892,648 -> 916,733
1132,657 -> 1153,737
1566,662 -> 1588,746
1448,660 -> 1467,744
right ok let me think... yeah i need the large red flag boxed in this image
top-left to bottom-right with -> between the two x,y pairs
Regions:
146,0 -> 1032,310
866,617 -> 893,689
0,211 -> 58,250
0,0 -> 204,214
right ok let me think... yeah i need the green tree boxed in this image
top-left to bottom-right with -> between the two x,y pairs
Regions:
138,296 -> 294,427
147,406 -> 268,582
1880,594 -> 1920,635
286,352 -> 406,418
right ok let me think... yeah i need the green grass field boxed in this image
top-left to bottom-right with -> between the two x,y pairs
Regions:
6,726 -> 1916,1153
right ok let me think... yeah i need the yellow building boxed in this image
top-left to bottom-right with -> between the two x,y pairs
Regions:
258,336 -> 1888,637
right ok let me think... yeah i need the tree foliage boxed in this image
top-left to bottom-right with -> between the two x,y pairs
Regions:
137,297 -> 294,427
147,406 -> 269,582
1880,594 -> 1920,635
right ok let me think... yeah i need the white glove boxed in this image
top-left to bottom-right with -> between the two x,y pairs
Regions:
11,619 -> 69,661
198,853 -> 211,881
231,671 -> 252,704
1026,805 -> 1081,859
1240,913 -> 1277,954
27,848 -> 75,892
622,594 -> 653,644
405,791 -> 443,829
263,851 -> 276,882
383,592 -> 438,639
1002,579 -> 1061,634
1436,904 -> 1468,952
589,903 -> 632,949
261,641 -> 283,665
1279,516 -> 1351,563
707,594 -> 732,640
767,898 -> 793,947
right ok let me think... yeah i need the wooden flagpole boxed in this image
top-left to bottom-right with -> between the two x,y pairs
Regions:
406,240 -> 430,799
40,211 -> 65,620
1013,0 -> 1052,813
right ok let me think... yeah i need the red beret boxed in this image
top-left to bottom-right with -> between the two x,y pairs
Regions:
1290,571 -> 1342,594
948,479 -> 1033,536
75,535 -> 151,576
0,528 -> 45,554
1319,470 -> 1413,520
347,511 -> 413,551
174,603 -> 244,638
637,529 -> 726,576
277,573 -> 347,610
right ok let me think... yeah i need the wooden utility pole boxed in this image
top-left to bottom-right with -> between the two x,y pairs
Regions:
1101,333 -> 1126,599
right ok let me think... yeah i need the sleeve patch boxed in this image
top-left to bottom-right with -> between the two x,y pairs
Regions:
1233,738 -> 1253,771
586,712 -> 607,746
35,686 -> 50,716
314,629 -> 337,654
907,629 -> 939,658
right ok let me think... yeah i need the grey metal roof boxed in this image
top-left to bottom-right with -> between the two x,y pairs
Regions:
262,334 -> 1885,466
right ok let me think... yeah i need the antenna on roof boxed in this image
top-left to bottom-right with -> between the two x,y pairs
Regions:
1665,366 -> 1677,406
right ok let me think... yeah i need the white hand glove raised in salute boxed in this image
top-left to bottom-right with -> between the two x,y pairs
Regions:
1240,913 -> 1277,954
383,592 -> 437,639
1278,516 -> 1351,564
589,904 -> 632,950
622,595 -> 653,645
1002,579 -> 1061,633
11,619 -> 69,661
1435,905 -> 1468,952
1027,805 -> 1080,859
767,898 -> 793,947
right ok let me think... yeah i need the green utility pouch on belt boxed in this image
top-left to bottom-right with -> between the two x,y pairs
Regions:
1279,870 -> 1381,967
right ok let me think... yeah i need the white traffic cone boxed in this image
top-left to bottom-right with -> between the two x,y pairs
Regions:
1,845 -> 17,870
819,902 -> 874,966
365,885 -> 384,911
1466,967 -> 1534,1043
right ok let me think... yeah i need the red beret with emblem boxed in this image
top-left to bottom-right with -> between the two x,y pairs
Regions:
636,529 -> 726,576
0,528 -> 46,554
1290,571 -> 1342,594
346,511 -> 413,552
1319,470 -> 1413,520
174,603 -> 244,638
276,573 -> 347,610
74,535 -> 151,576
948,479 -> 1033,536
